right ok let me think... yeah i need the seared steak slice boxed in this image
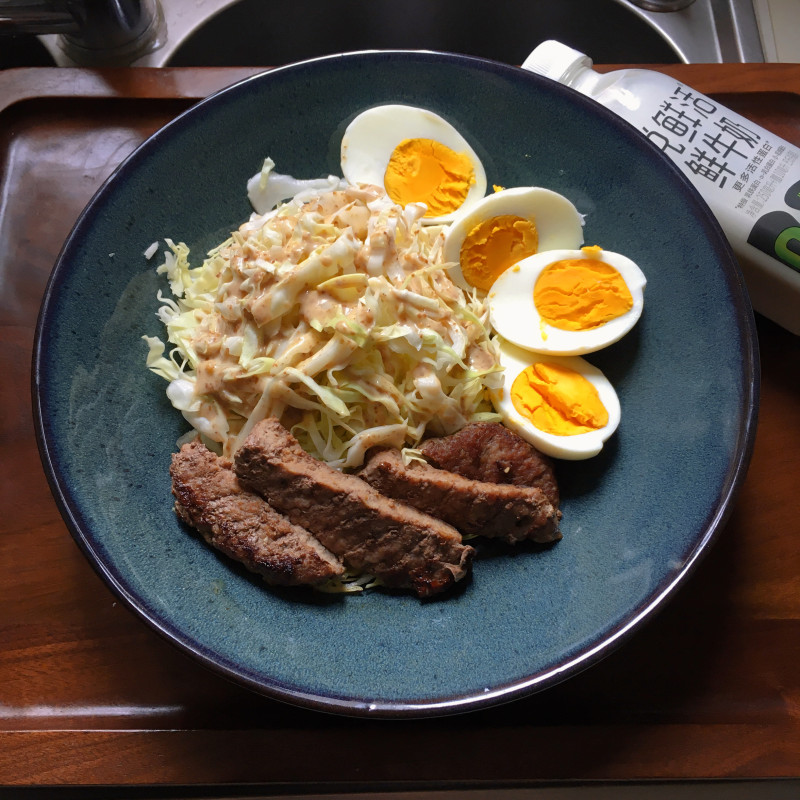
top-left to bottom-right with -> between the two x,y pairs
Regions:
233,418 -> 474,598
170,440 -> 344,586
360,448 -> 561,544
419,422 -> 560,507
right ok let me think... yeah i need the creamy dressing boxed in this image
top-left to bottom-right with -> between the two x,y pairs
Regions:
148,182 -> 503,466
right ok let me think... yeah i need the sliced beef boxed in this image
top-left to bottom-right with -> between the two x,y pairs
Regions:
170,440 -> 344,587
419,421 -> 560,507
233,418 -> 474,598
360,448 -> 560,545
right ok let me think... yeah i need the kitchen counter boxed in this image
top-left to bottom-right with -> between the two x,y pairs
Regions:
0,63 -> 798,790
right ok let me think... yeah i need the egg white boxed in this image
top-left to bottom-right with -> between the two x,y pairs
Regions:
443,186 -> 584,291
492,339 -> 621,460
339,104 -> 487,224
488,247 -> 646,355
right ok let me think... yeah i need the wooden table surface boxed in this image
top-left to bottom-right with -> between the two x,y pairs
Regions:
1,63 -> 798,789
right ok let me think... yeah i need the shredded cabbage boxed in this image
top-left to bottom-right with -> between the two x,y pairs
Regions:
145,168 -> 502,468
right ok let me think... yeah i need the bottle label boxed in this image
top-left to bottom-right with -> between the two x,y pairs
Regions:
607,78 -> 800,274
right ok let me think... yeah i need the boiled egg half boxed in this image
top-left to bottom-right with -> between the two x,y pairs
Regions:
492,339 -> 621,460
340,104 -> 487,224
489,245 -> 646,355
443,186 -> 584,292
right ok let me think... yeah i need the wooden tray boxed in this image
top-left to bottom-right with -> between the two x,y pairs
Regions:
1,64 -> 798,788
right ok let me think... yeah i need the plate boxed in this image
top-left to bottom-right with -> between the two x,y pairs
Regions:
33,51 -> 758,717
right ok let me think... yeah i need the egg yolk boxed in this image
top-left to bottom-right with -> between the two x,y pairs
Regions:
384,138 -> 474,217
534,257 -> 633,331
460,215 -> 539,291
511,362 -> 608,436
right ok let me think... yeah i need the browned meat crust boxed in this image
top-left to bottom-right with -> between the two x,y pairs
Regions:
233,418 -> 474,598
170,440 -> 344,586
419,422 -> 560,507
359,448 -> 561,545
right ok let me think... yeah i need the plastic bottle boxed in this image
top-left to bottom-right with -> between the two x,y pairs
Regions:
523,40 -> 800,335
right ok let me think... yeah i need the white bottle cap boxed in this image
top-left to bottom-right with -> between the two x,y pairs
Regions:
522,40 -> 594,83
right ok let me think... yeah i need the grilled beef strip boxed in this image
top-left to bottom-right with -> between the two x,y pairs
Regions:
170,440 -> 344,587
419,421 -> 560,507
359,448 -> 561,545
233,418 -> 474,598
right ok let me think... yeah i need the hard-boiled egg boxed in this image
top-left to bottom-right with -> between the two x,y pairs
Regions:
491,338 -> 621,460
442,186 -> 584,292
488,245 -> 646,355
340,104 -> 487,224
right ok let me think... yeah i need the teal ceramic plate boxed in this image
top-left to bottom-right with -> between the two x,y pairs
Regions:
33,51 -> 758,717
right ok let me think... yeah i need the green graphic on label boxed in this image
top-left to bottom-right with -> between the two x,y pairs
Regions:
747,210 -> 800,274
775,227 -> 800,271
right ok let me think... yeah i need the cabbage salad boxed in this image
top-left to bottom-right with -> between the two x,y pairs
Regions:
144,161 -> 503,468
